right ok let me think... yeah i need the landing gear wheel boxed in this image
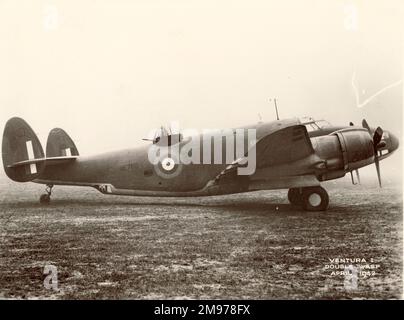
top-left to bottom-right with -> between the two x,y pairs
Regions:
40,194 -> 50,204
301,186 -> 329,211
287,188 -> 303,205
39,184 -> 53,204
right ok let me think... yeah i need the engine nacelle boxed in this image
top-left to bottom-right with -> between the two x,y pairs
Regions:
334,128 -> 374,170
311,128 -> 375,180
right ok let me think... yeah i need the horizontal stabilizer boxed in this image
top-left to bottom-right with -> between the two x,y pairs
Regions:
7,156 -> 78,168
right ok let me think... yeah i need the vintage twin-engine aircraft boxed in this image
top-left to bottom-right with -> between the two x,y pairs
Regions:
1,116 -> 399,211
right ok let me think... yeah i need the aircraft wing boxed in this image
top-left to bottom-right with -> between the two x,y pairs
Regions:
254,124 -> 314,168
213,124 -> 315,182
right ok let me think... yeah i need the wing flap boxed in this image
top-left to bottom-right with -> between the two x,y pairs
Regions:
249,175 -> 320,190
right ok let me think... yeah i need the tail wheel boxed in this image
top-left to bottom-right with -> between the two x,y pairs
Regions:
40,194 -> 50,204
301,186 -> 329,211
287,188 -> 303,205
39,184 -> 53,204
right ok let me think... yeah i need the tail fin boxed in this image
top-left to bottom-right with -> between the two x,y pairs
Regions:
46,128 -> 79,157
2,117 -> 45,182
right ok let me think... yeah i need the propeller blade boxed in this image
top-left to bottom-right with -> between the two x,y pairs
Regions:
374,156 -> 382,187
355,169 -> 361,184
373,127 -> 383,148
373,127 -> 383,188
362,119 -> 370,132
361,119 -> 383,187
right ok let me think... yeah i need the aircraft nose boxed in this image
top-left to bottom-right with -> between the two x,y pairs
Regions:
388,131 -> 399,153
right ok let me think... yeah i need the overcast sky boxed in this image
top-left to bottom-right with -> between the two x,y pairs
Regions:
0,0 -> 402,182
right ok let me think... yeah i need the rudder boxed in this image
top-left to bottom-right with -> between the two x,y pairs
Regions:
46,128 -> 79,157
2,117 -> 45,182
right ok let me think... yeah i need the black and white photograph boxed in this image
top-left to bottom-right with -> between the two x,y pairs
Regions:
0,0 -> 402,304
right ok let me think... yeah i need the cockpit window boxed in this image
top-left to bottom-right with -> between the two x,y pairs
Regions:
315,120 -> 332,128
143,126 -> 182,145
154,127 -> 169,141
154,126 -> 182,145
304,124 -> 317,132
301,118 -> 332,133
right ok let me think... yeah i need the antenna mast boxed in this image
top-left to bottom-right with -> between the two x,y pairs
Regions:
274,98 -> 279,120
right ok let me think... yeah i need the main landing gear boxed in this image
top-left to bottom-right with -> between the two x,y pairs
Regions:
288,186 -> 329,211
40,184 -> 53,204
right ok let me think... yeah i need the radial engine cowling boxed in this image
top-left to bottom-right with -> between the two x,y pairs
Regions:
312,128 -> 375,180
333,128 -> 375,171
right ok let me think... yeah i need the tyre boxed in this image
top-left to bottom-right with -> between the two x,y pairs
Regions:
40,194 -> 50,204
287,188 -> 303,205
301,186 -> 329,211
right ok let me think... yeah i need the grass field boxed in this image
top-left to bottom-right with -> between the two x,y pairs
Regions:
0,178 -> 402,299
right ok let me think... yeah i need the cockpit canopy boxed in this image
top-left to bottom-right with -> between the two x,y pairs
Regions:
300,117 -> 332,132
144,126 -> 183,146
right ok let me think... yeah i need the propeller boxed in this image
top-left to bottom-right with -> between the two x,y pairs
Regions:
362,119 -> 370,131
362,119 -> 383,187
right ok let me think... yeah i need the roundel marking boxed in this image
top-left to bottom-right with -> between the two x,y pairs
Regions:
154,155 -> 183,179
161,157 -> 175,172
